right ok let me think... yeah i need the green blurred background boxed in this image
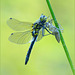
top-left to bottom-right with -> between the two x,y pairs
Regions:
1,0 -> 74,75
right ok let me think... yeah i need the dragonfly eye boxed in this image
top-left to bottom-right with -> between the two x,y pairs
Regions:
40,14 -> 47,22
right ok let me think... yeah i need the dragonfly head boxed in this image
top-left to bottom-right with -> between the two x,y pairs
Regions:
40,14 -> 47,22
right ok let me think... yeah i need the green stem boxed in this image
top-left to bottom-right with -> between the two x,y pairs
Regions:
46,0 -> 75,74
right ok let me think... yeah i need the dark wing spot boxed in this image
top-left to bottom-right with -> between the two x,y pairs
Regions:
11,33 -> 13,35
10,18 -> 12,19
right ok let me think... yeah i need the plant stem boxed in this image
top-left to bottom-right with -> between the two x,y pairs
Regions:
46,0 -> 75,74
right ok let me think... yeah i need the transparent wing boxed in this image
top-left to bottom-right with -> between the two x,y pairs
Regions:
36,28 -> 45,41
8,30 -> 33,44
7,18 -> 33,31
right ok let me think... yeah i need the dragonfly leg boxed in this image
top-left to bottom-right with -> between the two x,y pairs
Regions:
43,27 -> 55,36
43,34 -> 50,36
44,27 -> 52,34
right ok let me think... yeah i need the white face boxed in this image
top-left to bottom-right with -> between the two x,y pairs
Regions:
40,14 -> 47,22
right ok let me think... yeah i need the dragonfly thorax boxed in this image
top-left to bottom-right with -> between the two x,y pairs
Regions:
32,14 -> 47,37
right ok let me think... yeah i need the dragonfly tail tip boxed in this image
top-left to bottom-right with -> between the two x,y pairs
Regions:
25,60 -> 28,65
25,62 -> 27,65
25,56 -> 29,65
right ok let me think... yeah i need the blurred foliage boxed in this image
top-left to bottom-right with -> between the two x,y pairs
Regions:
1,0 -> 74,75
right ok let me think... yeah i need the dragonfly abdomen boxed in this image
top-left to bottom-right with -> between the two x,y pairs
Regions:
25,35 -> 38,65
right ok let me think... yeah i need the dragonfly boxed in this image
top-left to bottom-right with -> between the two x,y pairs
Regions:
7,14 -> 52,65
